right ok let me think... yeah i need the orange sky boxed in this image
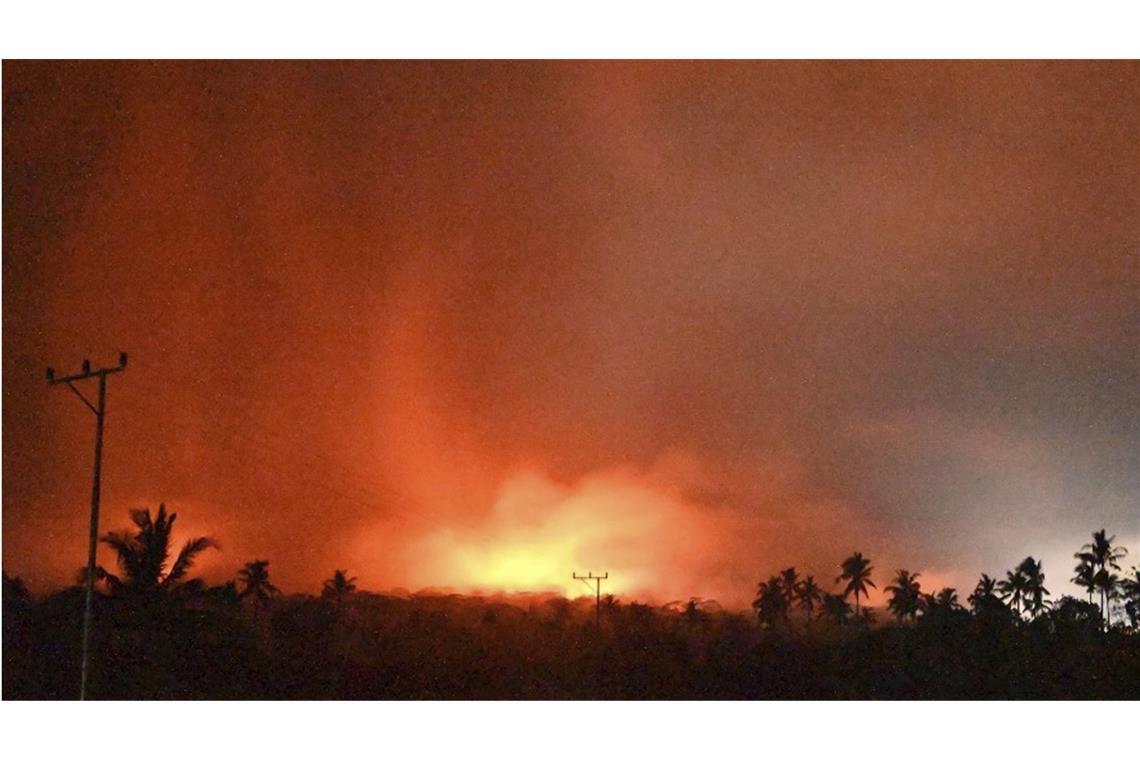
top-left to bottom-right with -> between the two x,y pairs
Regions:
4,61 -> 1138,606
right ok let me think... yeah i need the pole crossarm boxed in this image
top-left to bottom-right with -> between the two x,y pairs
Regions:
49,365 -> 126,384
47,352 -> 127,387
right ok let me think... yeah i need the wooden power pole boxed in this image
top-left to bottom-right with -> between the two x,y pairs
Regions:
47,352 -> 128,700
573,571 -> 609,628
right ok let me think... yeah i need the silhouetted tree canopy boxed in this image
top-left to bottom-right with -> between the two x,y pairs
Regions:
322,569 -> 358,604
886,570 -> 922,623
238,560 -> 279,605
96,504 -> 217,599
4,516 -> 1139,700
837,552 -> 876,614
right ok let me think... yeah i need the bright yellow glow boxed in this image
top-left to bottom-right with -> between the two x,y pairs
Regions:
455,538 -> 586,597
398,468 -> 714,601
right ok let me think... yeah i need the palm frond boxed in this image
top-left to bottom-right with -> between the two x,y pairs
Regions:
163,536 -> 218,586
129,508 -> 153,531
100,530 -> 144,582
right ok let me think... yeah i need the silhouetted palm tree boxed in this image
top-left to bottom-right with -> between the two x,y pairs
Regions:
780,567 -> 800,610
322,569 -> 357,604
918,587 -> 963,625
821,592 -> 852,625
997,565 -> 1029,618
1080,530 -> 1128,626
968,574 -> 998,611
936,587 -> 960,609
885,570 -> 922,624
97,504 -> 217,598
1120,566 -> 1140,628
795,576 -> 823,620
1093,568 -> 1120,627
1018,557 -> 1050,619
1072,554 -> 1097,606
837,552 -> 875,615
753,576 -> 787,627
237,559 -> 279,606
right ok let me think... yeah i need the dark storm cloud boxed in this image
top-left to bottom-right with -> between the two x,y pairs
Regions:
4,61 -> 1138,598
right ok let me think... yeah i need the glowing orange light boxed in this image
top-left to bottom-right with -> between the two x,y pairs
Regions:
395,467 -> 723,602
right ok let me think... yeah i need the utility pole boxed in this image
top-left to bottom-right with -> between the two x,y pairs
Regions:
573,571 -> 608,629
47,352 -> 127,700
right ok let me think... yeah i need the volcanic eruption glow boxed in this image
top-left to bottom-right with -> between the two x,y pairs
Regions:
4,62 -> 1137,611
402,468 -> 721,600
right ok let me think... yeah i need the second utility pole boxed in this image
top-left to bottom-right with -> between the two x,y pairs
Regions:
573,571 -> 608,628
47,352 -> 128,700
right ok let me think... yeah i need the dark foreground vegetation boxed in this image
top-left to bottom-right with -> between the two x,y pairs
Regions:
4,506 -> 1139,699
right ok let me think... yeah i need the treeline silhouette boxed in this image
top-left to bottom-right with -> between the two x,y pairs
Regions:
4,505 -> 1139,699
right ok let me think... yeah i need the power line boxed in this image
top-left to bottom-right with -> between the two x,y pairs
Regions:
46,351 -> 128,701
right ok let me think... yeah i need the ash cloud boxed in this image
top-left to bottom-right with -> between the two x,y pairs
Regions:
4,61 -> 1138,603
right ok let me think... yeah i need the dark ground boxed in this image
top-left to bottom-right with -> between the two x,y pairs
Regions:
4,580 -> 1138,700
